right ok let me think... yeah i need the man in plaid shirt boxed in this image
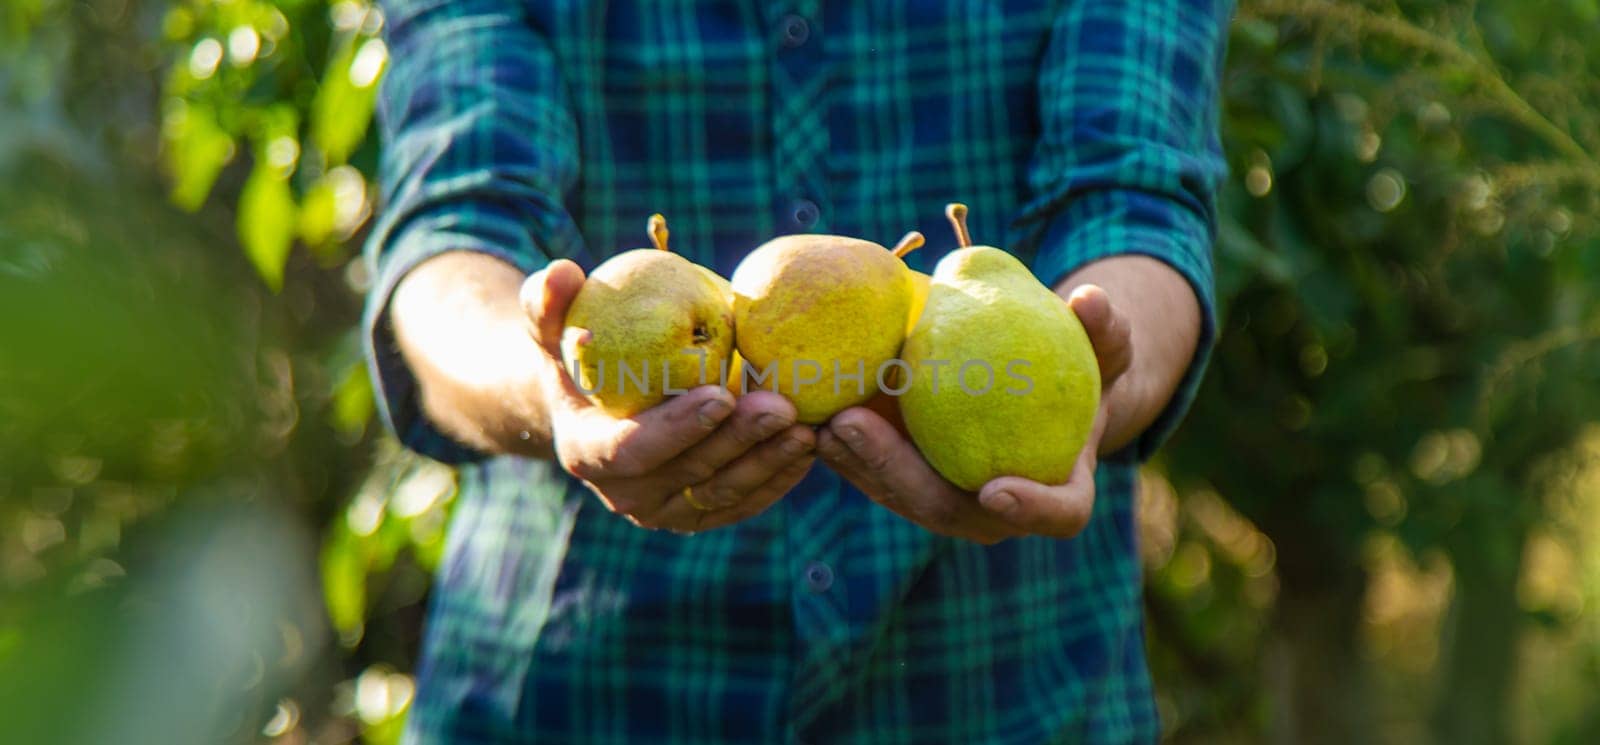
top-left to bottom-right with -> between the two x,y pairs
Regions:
366,1 -> 1232,742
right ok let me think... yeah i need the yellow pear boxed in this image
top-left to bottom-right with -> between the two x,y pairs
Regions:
889,231 -> 932,336
905,270 -> 931,335
731,232 -> 913,424
561,215 -> 735,417
900,204 -> 1101,491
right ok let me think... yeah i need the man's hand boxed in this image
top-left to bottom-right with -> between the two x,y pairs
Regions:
819,255 -> 1200,544
522,260 -> 816,534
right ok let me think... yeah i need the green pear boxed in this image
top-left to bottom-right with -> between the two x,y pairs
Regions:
731,232 -> 913,424
900,204 -> 1101,491
561,215 -> 735,417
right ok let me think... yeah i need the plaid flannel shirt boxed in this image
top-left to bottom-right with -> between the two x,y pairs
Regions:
364,1 -> 1230,742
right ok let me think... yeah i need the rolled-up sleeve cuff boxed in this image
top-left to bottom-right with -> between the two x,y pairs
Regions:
362,204 -> 551,465
1028,187 -> 1217,463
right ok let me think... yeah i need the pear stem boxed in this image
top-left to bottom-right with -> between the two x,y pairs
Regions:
891,231 -> 925,258
648,213 -> 670,251
944,203 -> 972,248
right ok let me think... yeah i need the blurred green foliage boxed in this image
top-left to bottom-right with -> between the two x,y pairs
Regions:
2,1 -> 435,742
3,0 -> 1600,743
1156,1 -> 1600,742
157,0 -> 385,287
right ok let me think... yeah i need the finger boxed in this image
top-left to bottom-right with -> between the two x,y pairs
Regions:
691,424 -> 815,507
642,483 -> 720,534
652,449 -> 814,534
860,392 -> 911,439
520,259 -> 587,358
816,425 -> 944,527
829,408 -> 1012,539
977,404 -> 1107,538
656,392 -> 798,499
815,426 -> 888,501
519,261 -> 597,416
829,407 -> 954,503
820,423 -> 1010,544
977,477 -> 1093,539
558,386 -> 734,480
1067,284 -> 1133,386
693,455 -> 816,532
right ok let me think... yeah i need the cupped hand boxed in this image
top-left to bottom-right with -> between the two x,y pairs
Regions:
521,260 -> 816,533
818,284 -> 1130,544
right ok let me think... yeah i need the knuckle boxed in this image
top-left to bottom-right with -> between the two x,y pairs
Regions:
728,418 -> 769,447
567,461 -> 602,483
677,458 -> 718,485
704,484 -> 741,508
601,450 -> 647,479
556,447 -> 591,479
862,447 -> 895,472
816,436 -> 852,463
598,445 -> 654,479
608,495 -> 643,516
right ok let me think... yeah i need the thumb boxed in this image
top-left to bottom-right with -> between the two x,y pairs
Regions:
1066,284 -> 1133,387
521,259 -> 586,359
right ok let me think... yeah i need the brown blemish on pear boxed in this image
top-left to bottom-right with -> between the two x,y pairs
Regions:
561,214 -> 735,416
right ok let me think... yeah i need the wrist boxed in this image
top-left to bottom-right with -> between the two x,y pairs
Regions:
1098,361 -> 1156,454
481,320 -> 560,457
1059,255 -> 1201,455
394,251 -> 559,459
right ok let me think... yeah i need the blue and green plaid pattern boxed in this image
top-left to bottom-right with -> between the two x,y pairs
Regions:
365,1 -> 1231,742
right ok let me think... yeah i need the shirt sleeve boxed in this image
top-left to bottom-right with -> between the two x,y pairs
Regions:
364,0 -> 589,464
1016,0 -> 1233,462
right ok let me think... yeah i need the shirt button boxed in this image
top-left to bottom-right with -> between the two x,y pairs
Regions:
803,561 -> 833,593
779,14 -> 810,48
791,199 -> 819,228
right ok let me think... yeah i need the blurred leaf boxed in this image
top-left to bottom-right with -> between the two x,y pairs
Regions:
0,625 -> 19,661
238,156 -> 296,291
163,103 -> 234,211
372,507 -> 410,573
1,0 -> 43,43
364,716 -> 406,745
331,360 -> 375,438
298,173 -> 339,248
363,714 -> 407,745
321,529 -> 367,644
312,37 -> 384,165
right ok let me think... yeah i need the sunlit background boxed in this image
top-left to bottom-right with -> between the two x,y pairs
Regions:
3,0 -> 1599,743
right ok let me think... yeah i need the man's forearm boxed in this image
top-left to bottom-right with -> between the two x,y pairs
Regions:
1059,255 -> 1202,453
390,251 -> 558,458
